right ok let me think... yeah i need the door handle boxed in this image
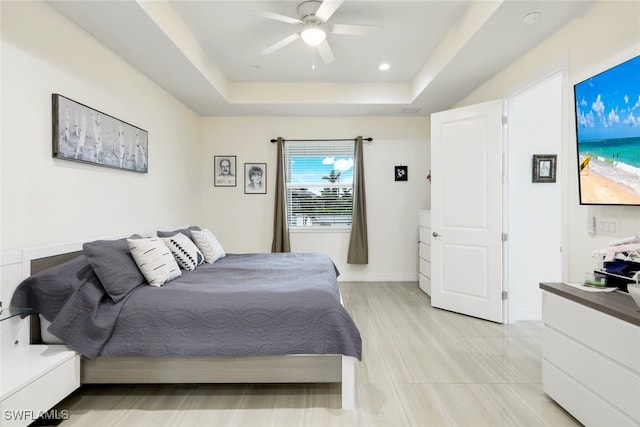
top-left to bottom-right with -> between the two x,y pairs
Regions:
432,231 -> 441,237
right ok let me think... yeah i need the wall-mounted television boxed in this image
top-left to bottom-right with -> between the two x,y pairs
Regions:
574,54 -> 640,205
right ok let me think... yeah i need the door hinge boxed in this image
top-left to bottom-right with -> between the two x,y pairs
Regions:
502,291 -> 508,300
501,233 -> 507,242
501,115 -> 508,125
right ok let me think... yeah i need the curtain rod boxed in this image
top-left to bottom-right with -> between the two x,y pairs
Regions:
270,137 -> 373,143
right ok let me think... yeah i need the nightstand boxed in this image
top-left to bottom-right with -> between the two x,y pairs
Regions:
1,311 -> 79,427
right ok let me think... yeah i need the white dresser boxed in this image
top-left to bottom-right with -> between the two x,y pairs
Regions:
418,210 -> 431,296
541,283 -> 640,427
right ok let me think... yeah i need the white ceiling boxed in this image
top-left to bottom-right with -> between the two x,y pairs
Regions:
48,0 -> 593,117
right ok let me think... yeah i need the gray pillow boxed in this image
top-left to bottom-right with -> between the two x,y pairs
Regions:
83,236 -> 146,302
157,225 -> 201,241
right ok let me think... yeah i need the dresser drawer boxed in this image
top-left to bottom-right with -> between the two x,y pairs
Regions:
419,258 -> 431,278
543,292 -> 640,372
544,326 -> 640,421
419,273 -> 431,296
543,360 -> 638,427
419,242 -> 430,261
419,227 -> 431,244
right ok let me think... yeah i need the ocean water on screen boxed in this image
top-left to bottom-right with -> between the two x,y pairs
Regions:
579,136 -> 640,196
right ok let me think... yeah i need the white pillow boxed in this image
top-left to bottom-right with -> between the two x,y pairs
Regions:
160,232 -> 204,271
127,237 -> 181,286
191,229 -> 226,264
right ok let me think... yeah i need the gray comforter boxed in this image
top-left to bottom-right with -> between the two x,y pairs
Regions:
11,252 -> 362,360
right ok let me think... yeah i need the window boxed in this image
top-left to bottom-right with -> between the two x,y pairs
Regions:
285,141 -> 354,230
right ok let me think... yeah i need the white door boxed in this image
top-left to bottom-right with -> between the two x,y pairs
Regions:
430,100 -> 505,323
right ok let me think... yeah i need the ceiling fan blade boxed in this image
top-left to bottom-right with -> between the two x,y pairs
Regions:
260,34 -> 300,55
330,23 -> 383,36
315,0 -> 344,22
317,40 -> 335,64
255,9 -> 302,25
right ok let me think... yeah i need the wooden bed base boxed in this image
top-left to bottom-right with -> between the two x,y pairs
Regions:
23,241 -> 357,410
81,355 -> 356,409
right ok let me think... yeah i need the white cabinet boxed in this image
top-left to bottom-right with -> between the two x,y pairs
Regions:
1,345 -> 80,426
418,210 -> 431,296
541,288 -> 640,426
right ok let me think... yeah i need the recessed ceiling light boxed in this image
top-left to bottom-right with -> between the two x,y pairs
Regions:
522,11 -> 541,25
379,63 -> 390,71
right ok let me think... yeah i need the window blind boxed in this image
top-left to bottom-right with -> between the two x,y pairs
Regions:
285,141 -> 354,229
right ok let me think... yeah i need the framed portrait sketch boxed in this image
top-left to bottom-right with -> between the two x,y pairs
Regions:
532,154 -> 557,183
52,94 -> 148,173
244,163 -> 267,194
214,155 -> 236,187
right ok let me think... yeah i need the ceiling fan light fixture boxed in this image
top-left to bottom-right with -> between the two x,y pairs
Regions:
301,26 -> 326,46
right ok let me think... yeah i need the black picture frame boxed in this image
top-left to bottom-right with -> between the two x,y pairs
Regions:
244,163 -> 267,194
214,155 -> 237,187
52,94 -> 148,173
395,165 -> 408,182
532,154 -> 557,183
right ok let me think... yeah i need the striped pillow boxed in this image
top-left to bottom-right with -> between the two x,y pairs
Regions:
127,237 -> 181,286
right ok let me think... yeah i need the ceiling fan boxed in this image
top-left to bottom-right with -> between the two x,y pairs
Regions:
257,0 -> 381,65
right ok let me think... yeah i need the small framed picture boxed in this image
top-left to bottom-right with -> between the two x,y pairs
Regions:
214,155 -> 236,187
395,165 -> 408,182
245,163 -> 267,194
532,154 -> 557,183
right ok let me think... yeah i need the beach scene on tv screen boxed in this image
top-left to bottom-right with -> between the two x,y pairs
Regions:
575,55 -> 640,205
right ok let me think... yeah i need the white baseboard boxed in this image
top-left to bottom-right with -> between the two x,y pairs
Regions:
514,308 -> 542,321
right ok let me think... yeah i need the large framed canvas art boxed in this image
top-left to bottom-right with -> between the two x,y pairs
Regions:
52,94 -> 148,173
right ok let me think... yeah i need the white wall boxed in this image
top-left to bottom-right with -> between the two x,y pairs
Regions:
200,116 -> 430,281
0,2 -> 429,292
0,1 -> 203,251
456,0 -> 640,283
507,73 -> 563,321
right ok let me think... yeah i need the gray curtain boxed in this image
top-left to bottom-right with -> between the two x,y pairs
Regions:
271,137 -> 291,253
347,136 -> 368,264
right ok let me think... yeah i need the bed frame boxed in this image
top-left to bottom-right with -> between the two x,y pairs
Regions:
23,241 -> 356,410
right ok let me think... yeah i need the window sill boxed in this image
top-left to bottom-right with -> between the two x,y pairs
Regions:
290,227 -> 351,233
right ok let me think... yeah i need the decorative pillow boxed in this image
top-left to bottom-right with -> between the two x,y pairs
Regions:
191,229 -> 226,264
127,237 -> 181,286
83,236 -> 146,302
160,232 -> 204,271
157,225 -> 201,242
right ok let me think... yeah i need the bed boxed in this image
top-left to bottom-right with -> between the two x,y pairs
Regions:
10,231 -> 362,410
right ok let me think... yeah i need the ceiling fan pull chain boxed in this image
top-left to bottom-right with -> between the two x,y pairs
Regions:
312,47 -> 316,69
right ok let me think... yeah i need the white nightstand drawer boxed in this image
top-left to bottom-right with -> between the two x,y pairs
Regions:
1,347 -> 79,427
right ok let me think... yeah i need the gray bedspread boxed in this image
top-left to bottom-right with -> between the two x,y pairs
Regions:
12,252 -> 362,361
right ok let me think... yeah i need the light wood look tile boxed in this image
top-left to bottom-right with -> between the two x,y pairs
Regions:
50,282 -> 581,426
